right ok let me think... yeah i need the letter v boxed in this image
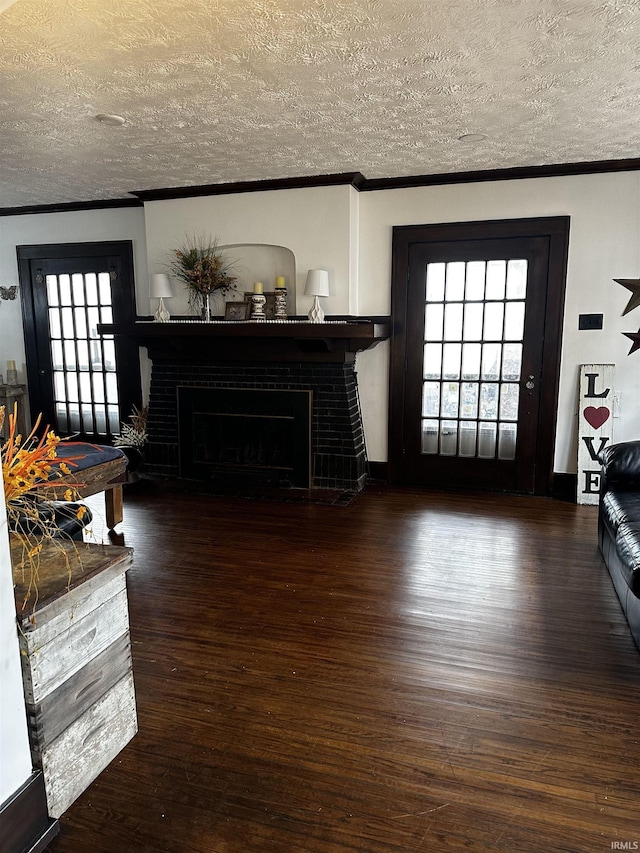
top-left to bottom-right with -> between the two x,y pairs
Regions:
582,435 -> 609,461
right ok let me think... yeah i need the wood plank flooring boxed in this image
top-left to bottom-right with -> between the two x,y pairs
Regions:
48,483 -> 640,853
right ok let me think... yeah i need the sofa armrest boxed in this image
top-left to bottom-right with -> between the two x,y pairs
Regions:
599,440 -> 640,492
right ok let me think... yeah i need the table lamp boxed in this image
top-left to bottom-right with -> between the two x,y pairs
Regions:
304,269 -> 330,323
150,273 -> 173,322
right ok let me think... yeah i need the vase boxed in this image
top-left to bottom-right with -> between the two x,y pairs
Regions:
201,294 -> 211,322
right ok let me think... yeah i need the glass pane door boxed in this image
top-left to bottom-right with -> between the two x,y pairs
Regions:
421,258 -> 527,461
46,270 -> 120,437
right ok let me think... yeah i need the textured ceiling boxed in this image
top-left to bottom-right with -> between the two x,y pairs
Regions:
1,0 -> 639,208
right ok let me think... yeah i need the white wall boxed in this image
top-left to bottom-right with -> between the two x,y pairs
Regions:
1,171 -> 639,473
142,184 -> 355,317
0,206 -> 148,399
0,467 -> 32,805
357,172 -> 640,469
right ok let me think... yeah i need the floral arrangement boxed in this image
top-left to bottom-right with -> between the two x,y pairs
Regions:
113,404 -> 148,449
1,404 -> 87,608
168,235 -> 237,314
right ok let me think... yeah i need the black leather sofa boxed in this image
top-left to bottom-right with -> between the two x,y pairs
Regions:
598,440 -> 640,651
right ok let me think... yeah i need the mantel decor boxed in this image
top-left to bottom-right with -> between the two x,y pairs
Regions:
304,269 -> 330,323
225,301 -> 250,321
167,235 -> 237,321
149,273 -> 173,322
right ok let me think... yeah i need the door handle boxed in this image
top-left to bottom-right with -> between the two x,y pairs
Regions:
525,375 -> 535,390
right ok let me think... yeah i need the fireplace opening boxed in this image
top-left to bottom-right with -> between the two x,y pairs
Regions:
178,387 -> 312,488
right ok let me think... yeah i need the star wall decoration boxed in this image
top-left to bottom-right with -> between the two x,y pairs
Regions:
614,278 -> 640,315
623,329 -> 640,355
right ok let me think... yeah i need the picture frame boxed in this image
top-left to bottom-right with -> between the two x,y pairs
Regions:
224,301 -> 250,321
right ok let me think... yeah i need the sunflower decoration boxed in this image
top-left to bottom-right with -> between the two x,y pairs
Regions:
1,403 -> 88,609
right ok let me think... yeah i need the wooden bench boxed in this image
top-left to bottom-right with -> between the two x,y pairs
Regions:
48,444 -> 128,531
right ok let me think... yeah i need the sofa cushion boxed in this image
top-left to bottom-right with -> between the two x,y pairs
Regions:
601,491 -> 640,536
599,440 -> 640,490
615,522 -> 640,597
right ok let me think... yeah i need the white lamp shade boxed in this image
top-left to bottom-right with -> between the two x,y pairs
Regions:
150,273 -> 173,298
304,269 -> 330,298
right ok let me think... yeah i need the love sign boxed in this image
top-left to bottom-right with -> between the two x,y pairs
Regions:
577,364 -> 615,505
583,406 -> 610,430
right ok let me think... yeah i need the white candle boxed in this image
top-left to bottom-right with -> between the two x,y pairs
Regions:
275,276 -> 286,289
7,360 -> 15,371
253,282 -> 264,294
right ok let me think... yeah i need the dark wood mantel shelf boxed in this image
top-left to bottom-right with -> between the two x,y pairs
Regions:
98,319 -> 390,363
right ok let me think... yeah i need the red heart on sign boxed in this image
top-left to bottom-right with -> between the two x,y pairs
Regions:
584,406 -> 610,429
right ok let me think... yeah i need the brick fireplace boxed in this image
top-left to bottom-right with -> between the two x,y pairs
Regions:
99,319 -> 389,494
146,360 -> 367,491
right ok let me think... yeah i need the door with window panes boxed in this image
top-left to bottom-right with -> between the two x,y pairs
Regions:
389,219 -> 569,494
18,242 -> 140,444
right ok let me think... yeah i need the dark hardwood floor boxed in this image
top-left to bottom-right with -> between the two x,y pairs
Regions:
48,483 -> 640,853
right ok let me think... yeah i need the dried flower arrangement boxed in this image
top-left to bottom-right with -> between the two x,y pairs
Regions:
167,235 -> 237,317
1,404 -> 87,609
113,404 -> 148,449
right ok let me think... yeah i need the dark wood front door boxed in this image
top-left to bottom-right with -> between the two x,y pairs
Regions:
389,218 -> 569,494
17,241 -> 141,443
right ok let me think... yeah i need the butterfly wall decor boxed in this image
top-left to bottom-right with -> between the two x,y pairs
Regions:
0,285 -> 17,301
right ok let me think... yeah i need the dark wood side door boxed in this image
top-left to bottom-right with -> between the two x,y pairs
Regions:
18,241 -> 141,443
389,218 -> 569,495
